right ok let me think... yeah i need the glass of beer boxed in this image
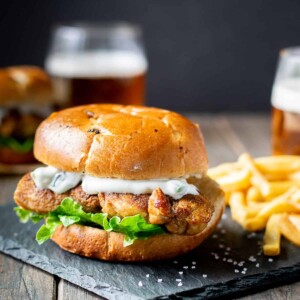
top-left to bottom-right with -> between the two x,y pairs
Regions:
45,22 -> 148,106
271,47 -> 300,155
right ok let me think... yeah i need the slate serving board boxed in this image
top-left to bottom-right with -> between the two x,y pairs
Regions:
1,203 -> 300,300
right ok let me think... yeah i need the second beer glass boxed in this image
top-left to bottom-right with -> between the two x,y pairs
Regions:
45,23 -> 148,106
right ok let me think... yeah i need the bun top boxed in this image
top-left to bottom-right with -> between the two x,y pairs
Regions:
34,104 -> 208,179
0,66 -> 53,106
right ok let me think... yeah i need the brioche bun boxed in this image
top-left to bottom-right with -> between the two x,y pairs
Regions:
0,66 -> 53,106
51,176 -> 224,261
34,104 -> 208,179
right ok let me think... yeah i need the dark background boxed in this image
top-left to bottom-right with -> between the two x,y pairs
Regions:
1,0 -> 300,112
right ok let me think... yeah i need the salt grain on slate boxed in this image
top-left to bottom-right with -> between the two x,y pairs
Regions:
249,256 -> 257,262
158,279 -> 163,283
235,269 -> 239,273
233,261 -> 237,265
241,271 -> 246,274
212,234 -> 218,238
138,281 -> 143,287
183,266 -> 188,269
176,279 -> 181,282
225,252 -> 229,255
192,261 -> 196,265
203,274 -> 207,278
268,258 -> 274,262
178,282 -> 183,287
173,260 -> 178,264
146,274 -> 150,278
219,244 -> 224,249
227,259 -> 233,263
256,263 -> 260,267
178,271 -> 183,275
191,266 -> 196,269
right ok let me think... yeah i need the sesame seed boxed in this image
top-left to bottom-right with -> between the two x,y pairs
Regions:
178,282 -> 183,286
158,279 -> 163,283
138,281 -> 143,287
203,274 -> 207,278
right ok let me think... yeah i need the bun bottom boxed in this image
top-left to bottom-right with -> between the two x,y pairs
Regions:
51,177 -> 224,261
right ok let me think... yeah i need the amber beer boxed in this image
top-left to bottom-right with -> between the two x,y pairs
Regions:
272,78 -> 300,155
46,51 -> 147,106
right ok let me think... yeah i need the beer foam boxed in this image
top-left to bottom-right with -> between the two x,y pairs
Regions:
45,51 -> 148,78
271,78 -> 300,113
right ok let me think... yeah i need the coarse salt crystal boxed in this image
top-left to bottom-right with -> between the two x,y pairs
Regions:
241,271 -> 246,274
219,244 -> 224,249
234,269 -> 239,273
225,252 -> 229,255
226,247 -> 231,251
256,263 -> 260,268
191,266 -> 196,269
176,279 -> 182,282
227,259 -> 233,263
268,258 -> 273,262
178,282 -> 183,286
212,234 -> 218,239
138,281 -> 143,287
249,256 -> 256,262
173,260 -> 178,264
146,274 -> 150,278
203,274 -> 207,278
158,279 -> 163,283
179,271 -> 183,275
192,261 -> 196,265
183,266 -> 188,269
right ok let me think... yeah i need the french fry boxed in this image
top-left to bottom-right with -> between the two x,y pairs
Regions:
209,153 -> 300,256
289,214 -> 300,231
263,214 -> 282,256
246,186 -> 263,203
255,155 -> 300,174
280,214 -> 300,247
238,153 -> 270,196
216,168 -> 251,192
244,188 -> 300,231
207,162 -> 239,179
229,192 -> 247,226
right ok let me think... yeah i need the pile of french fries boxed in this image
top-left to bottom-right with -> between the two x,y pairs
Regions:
208,153 -> 300,256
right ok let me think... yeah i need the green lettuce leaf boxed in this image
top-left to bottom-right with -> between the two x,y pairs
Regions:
0,136 -> 34,153
14,198 -> 165,246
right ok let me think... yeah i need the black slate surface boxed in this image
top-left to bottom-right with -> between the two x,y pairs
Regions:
1,203 -> 300,300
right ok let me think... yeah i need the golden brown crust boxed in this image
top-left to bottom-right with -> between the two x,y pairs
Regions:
34,104 -> 208,179
51,176 -> 224,261
0,66 -> 53,105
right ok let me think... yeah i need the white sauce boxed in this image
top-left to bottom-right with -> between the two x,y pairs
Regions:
31,166 -> 199,200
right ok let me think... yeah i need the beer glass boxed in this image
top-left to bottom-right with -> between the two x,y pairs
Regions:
45,23 -> 148,107
271,47 -> 300,155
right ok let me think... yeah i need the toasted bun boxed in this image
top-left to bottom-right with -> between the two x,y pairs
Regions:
0,66 -> 53,105
34,104 -> 208,179
51,176 -> 224,261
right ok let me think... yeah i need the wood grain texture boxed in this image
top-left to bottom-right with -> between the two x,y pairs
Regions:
58,280 -> 104,300
0,255 -> 56,300
0,114 -> 299,300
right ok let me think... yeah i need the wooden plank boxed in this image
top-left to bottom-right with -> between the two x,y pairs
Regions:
58,280 -> 105,300
226,114 -> 271,157
187,114 -> 239,166
0,254 -> 56,300
238,281 -> 300,300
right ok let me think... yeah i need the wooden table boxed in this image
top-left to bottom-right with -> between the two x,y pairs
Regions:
1,113 -> 299,299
